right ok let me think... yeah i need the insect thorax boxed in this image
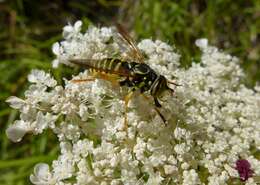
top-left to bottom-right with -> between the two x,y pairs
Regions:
120,62 -> 159,93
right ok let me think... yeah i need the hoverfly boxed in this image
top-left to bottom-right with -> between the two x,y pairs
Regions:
70,24 -> 178,128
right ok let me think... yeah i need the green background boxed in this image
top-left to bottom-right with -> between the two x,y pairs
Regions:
0,1 -> 259,184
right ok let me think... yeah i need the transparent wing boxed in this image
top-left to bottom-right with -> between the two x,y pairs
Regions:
116,23 -> 144,63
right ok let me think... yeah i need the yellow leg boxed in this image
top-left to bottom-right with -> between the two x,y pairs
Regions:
71,78 -> 95,83
97,73 -> 119,87
72,70 -> 120,88
124,91 -> 134,130
141,94 -> 167,125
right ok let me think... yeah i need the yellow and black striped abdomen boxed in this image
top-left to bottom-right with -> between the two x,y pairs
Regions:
93,58 -> 124,73
70,58 -> 131,77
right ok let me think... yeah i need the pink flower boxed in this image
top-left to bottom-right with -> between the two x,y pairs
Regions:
235,159 -> 254,181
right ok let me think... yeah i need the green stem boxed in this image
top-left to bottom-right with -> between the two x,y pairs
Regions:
0,155 -> 56,169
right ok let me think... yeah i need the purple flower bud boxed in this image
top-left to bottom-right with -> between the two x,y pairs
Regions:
235,159 -> 253,181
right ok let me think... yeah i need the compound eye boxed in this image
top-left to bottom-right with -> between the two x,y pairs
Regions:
134,64 -> 150,75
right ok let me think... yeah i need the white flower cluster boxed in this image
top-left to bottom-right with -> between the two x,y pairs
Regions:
6,21 -> 260,185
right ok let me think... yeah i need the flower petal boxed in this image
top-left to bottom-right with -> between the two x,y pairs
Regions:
74,20 -> 82,32
195,38 -> 208,49
52,59 -> 59,68
34,163 -> 50,179
6,96 -> 25,109
6,120 -> 30,142
30,163 -> 53,184
52,42 -> 60,55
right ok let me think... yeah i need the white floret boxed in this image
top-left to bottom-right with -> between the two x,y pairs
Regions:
5,21 -> 260,185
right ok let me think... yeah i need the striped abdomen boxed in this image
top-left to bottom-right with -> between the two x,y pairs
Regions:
70,58 -> 131,77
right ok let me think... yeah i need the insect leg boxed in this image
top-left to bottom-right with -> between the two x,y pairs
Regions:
154,107 -> 167,124
119,78 -> 134,87
168,81 -> 181,86
71,71 -> 97,83
97,73 -> 119,86
141,94 -> 167,125
123,90 -> 134,130
71,78 -> 95,83
154,97 -> 162,107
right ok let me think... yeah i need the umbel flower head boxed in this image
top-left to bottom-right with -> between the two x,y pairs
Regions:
6,21 -> 260,185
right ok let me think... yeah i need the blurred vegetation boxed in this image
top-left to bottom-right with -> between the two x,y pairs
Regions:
0,0 -> 259,184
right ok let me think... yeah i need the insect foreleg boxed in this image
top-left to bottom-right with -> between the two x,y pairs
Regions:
141,94 -> 167,125
154,97 -> 162,107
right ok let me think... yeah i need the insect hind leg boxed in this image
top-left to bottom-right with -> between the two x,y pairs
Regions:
71,71 -> 97,83
123,90 -> 135,130
71,78 -> 95,83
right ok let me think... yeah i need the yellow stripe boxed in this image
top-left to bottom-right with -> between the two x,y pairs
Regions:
102,59 -> 106,70
97,60 -> 102,69
108,59 -> 114,70
103,59 -> 110,72
114,62 -> 122,71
